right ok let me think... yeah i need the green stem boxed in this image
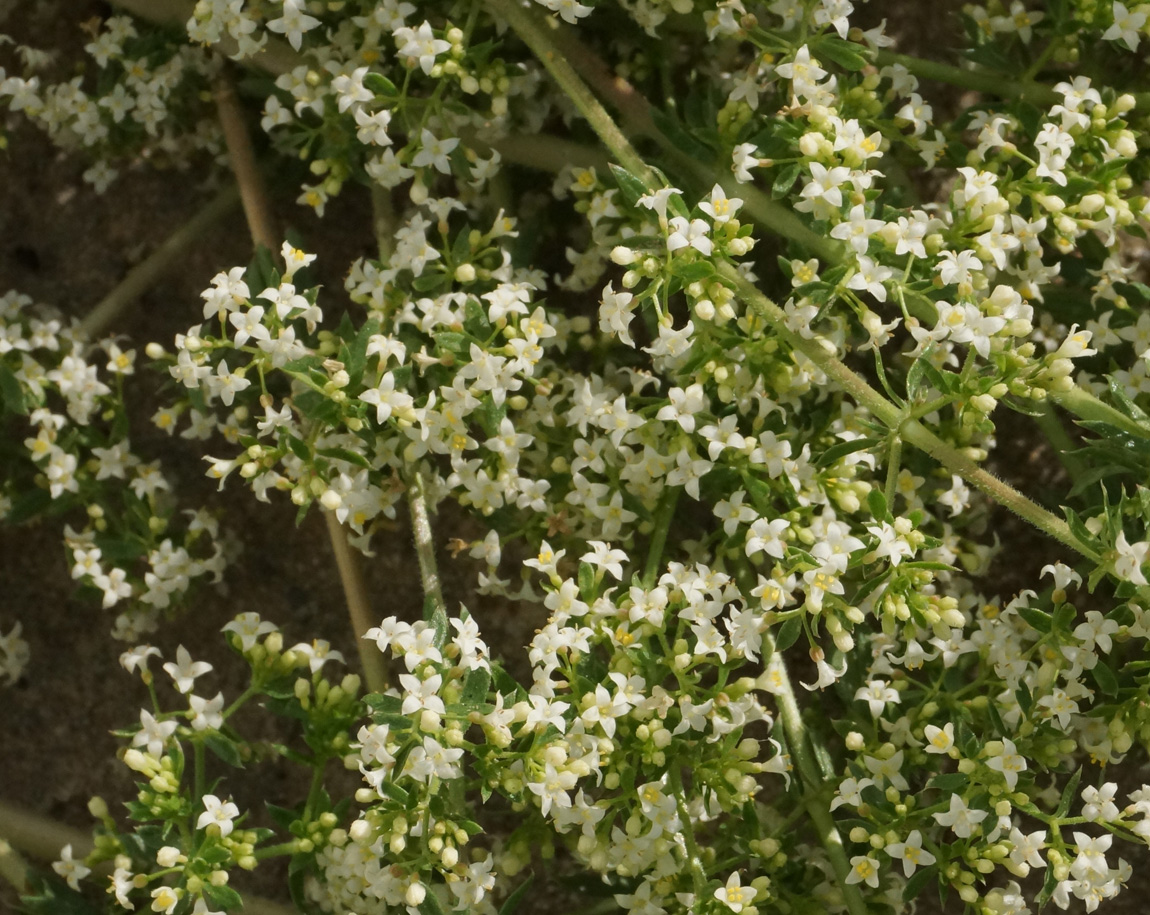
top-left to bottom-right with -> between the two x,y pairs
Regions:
874,49 -> 1150,109
883,435 -> 902,509
486,0 -> 656,186
762,631 -> 868,915
193,740 -> 206,800
492,0 -> 1100,567
667,765 -> 709,899
1052,387 -> 1150,440
407,468 -> 446,619
1034,403 -> 1086,484
874,50 -> 1060,106
642,486 -> 680,588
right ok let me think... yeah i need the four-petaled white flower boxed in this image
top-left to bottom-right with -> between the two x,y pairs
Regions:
197,794 -> 240,837
885,830 -> 936,878
933,794 -> 988,838
855,679 -> 900,718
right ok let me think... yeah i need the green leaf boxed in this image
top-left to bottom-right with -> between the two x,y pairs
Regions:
774,617 -> 802,653
930,773 -> 968,792
419,889 -> 449,915
609,164 -> 650,208
364,72 -> 398,96
815,437 -> 880,469
902,864 -> 938,903
578,561 -> 596,602
1055,768 -> 1082,818
906,346 -> 949,400
1016,605 -> 1052,633
316,446 -> 372,469
1091,659 -> 1119,697
866,487 -> 890,522
461,667 -> 491,709
203,884 -> 244,911
814,37 -> 871,71
425,594 -> 449,650
673,260 -> 715,282
434,331 -> 469,354
499,873 -> 536,915
0,363 -> 27,414
204,733 -> 244,768
771,162 -> 802,199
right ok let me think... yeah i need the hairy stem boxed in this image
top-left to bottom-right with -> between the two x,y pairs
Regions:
762,632 -> 868,915
407,469 -> 446,619
643,486 -> 680,589
874,49 -> 1150,110
80,186 -> 240,339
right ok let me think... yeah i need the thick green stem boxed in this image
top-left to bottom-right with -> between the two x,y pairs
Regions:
491,0 -> 1098,567
407,469 -> 446,619
1034,403 -> 1086,484
1052,386 -> 1150,440
874,50 -> 1150,110
642,486 -> 680,588
874,50 -> 1061,106
486,0 -> 656,187
80,186 -> 240,339
762,632 -> 868,915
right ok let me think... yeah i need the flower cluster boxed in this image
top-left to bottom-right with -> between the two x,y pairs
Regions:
14,1 -> 1150,914
0,289 -> 228,645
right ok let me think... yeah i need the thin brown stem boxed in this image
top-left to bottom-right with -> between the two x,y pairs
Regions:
215,73 -> 278,252
80,186 -> 240,339
324,511 -> 387,693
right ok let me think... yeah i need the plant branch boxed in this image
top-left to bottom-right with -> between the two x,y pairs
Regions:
215,66 -> 385,692
215,72 -> 278,252
80,186 -> 240,339
491,0 -> 1099,566
0,801 -> 296,915
407,469 -> 446,619
874,49 -> 1150,110
761,632 -> 868,915
111,0 -> 300,75
486,0 -> 656,187
643,486 -> 680,589
324,512 -> 387,693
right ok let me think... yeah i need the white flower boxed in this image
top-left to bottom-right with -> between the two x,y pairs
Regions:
699,184 -> 743,223
924,722 -> 955,754
801,656 -> 847,690
855,679 -> 899,718
394,21 -> 450,75
52,844 -> 90,891
885,830 -> 936,877
267,0 -> 321,51
1113,531 -> 1149,585
1102,2 -> 1147,50
845,855 -> 880,888
933,794 -> 988,838
714,872 -> 757,912
599,282 -> 637,346
197,795 -> 239,837
986,738 -> 1027,789
162,645 -> 213,694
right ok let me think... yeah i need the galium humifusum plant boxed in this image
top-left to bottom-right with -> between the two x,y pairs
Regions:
5,0 -> 1150,914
